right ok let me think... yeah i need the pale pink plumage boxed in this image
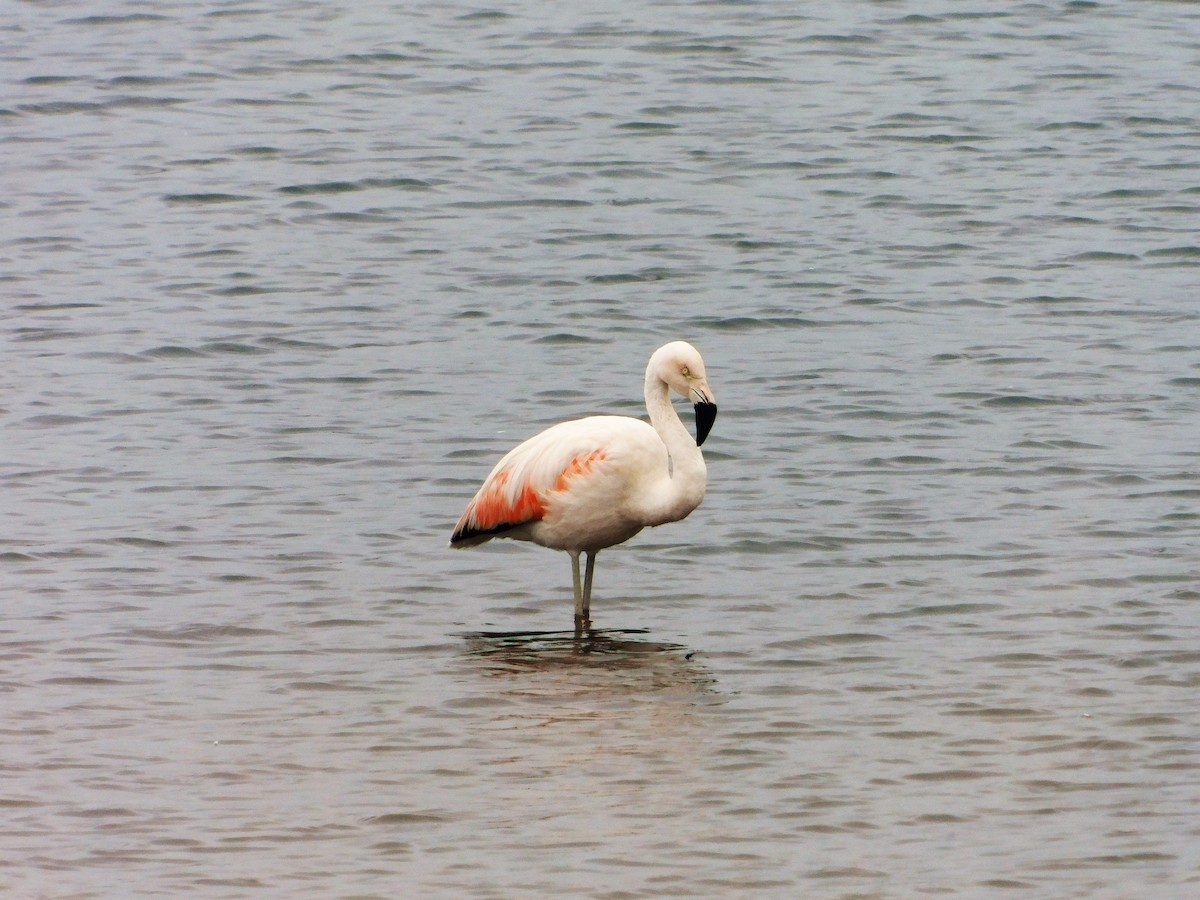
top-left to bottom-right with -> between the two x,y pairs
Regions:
450,341 -> 718,630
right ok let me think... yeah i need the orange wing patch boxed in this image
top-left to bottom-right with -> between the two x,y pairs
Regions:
553,449 -> 606,493
451,448 -> 607,545
467,468 -> 546,533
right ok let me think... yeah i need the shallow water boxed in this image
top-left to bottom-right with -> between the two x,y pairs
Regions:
3,1 -> 1199,896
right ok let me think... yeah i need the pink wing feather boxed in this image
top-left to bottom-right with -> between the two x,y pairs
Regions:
450,422 -> 608,546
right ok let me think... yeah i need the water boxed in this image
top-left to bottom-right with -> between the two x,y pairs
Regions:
3,1 -> 1199,896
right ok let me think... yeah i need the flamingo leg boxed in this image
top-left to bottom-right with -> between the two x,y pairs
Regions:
569,551 -> 584,630
582,552 -> 597,626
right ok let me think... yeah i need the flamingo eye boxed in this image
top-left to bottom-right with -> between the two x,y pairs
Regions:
681,366 -> 690,376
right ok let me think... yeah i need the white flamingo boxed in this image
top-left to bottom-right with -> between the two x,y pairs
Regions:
450,341 -> 718,631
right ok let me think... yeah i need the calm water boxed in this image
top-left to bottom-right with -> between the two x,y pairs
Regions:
3,1 -> 1199,896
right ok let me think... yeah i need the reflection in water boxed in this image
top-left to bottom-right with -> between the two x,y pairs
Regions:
444,628 -> 724,872
381,630 -> 734,896
460,627 -> 718,714
465,628 -> 697,670
457,627 -> 718,746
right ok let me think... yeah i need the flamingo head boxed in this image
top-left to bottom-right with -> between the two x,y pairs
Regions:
650,341 -> 718,446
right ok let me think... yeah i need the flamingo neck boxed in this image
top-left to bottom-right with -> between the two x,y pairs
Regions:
641,369 -> 708,525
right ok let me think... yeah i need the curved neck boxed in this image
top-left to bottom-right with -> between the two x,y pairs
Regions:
644,370 -> 693,452
640,368 -> 707,524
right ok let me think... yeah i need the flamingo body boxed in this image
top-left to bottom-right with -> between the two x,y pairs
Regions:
450,341 -> 718,630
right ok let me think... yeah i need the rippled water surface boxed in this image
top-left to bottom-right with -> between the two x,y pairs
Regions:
4,1 -> 1200,896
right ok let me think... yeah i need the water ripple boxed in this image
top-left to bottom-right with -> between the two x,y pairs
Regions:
3,0 -> 1198,896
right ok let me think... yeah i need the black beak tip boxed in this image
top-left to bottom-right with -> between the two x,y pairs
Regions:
694,401 -> 718,446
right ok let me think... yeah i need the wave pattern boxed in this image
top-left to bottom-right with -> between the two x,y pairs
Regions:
3,0 -> 1199,896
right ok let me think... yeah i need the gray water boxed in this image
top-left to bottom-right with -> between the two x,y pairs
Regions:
3,1 -> 1199,896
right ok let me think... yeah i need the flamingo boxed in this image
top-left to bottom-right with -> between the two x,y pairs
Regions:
450,340 -> 718,631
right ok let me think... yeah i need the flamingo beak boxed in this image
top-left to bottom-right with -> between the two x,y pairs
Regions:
692,387 -> 717,446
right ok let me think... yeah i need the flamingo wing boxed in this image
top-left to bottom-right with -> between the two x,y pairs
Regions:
449,420 -> 613,547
